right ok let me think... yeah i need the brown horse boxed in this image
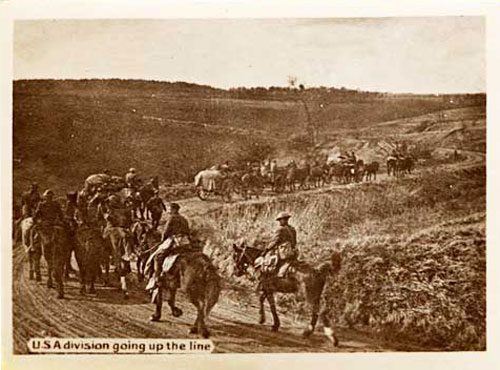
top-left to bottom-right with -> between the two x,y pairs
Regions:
309,164 -> 327,188
36,225 -> 72,299
232,243 -> 342,345
386,157 -> 398,176
364,161 -> 380,181
150,251 -> 221,338
286,165 -> 309,192
240,172 -> 264,200
138,182 -> 156,219
397,156 -> 415,176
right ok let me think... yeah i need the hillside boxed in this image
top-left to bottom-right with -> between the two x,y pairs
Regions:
13,79 -> 485,200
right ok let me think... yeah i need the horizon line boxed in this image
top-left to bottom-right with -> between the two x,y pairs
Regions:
13,77 -> 486,96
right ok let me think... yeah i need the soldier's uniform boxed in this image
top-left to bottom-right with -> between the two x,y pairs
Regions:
29,191 -> 64,250
102,195 -> 134,260
152,204 -> 190,280
264,212 -> 298,277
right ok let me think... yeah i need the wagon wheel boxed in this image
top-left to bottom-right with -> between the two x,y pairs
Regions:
197,187 -> 211,201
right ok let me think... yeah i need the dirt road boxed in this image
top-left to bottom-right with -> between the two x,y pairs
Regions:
13,153 -> 483,354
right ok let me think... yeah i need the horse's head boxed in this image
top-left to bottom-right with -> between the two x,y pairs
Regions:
232,242 -> 252,277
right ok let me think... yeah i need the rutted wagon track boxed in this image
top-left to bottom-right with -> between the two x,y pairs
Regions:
13,243 -> 399,353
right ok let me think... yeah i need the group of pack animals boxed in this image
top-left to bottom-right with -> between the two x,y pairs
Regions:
15,171 -> 344,344
203,154 -> 416,202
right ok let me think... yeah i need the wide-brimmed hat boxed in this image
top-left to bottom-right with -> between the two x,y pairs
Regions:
129,168 -> 136,173
276,212 -> 291,221
43,189 -> 54,198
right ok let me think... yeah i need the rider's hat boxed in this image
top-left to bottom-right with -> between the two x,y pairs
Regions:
276,212 -> 291,221
169,202 -> 180,211
43,189 -> 54,199
129,167 -> 136,173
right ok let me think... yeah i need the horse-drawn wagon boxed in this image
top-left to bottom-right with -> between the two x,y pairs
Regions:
194,168 -> 236,202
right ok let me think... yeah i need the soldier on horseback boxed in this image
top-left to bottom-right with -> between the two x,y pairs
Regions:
103,194 -> 134,261
262,212 -> 298,278
145,203 -> 191,291
29,190 -> 64,251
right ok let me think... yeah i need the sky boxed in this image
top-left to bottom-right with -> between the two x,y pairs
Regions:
13,17 -> 485,94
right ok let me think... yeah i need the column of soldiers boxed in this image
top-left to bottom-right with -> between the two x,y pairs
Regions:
16,169 -> 301,292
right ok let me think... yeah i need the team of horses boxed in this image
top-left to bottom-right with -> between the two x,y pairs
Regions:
223,158 -> 384,200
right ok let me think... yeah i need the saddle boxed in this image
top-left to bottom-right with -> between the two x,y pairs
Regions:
255,242 -> 298,278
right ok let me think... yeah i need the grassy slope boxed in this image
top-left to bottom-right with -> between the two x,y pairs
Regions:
197,165 -> 486,350
13,79 -> 484,200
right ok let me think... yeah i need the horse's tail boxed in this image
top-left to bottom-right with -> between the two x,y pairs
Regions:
204,269 -> 221,319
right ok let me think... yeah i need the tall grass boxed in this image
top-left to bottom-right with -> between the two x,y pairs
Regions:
196,166 -> 486,350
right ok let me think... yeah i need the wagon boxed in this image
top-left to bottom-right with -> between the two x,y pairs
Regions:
194,169 -> 236,202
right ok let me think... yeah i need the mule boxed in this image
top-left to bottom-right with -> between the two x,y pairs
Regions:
36,225 -> 72,299
75,226 -> 107,294
104,226 -> 136,298
232,243 -> 342,345
150,251 -> 221,338
137,183 -> 156,219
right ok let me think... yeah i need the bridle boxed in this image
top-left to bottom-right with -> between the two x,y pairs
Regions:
235,243 -> 258,278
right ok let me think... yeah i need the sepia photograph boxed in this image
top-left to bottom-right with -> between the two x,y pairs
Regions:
4,2 -> 496,365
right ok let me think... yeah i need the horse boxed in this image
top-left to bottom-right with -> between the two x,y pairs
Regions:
364,161 -> 380,181
240,172 -> 264,200
20,217 -> 41,281
232,243 -> 342,345
328,163 -> 344,184
397,156 -> 415,176
36,224 -> 73,299
286,165 -> 309,192
137,182 -> 156,219
147,199 -> 165,230
354,160 -> 364,183
386,157 -> 398,177
131,221 -> 162,282
103,226 -> 136,298
75,225 -> 107,294
262,167 -> 286,193
309,164 -> 327,188
150,250 -> 221,338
